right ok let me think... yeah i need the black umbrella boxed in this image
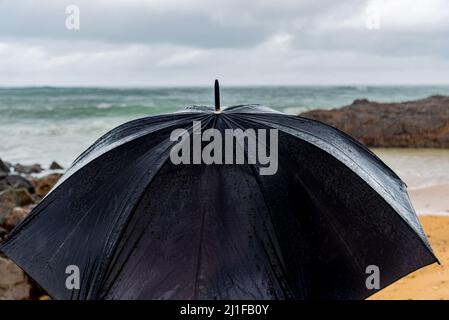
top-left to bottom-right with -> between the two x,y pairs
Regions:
0,81 -> 437,299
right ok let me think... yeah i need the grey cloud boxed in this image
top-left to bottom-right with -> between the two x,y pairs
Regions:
2,0 -> 448,58
1,0 -> 449,85
0,0 -> 365,48
0,0 -> 272,47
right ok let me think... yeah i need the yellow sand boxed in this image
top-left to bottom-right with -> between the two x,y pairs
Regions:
370,215 -> 449,299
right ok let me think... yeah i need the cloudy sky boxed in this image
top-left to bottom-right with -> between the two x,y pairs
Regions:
1,0 -> 449,86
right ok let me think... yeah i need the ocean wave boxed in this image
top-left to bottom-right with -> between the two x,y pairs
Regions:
96,102 -> 112,109
3,86 -> 449,167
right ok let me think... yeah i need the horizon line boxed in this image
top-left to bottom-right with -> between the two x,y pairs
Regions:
2,83 -> 449,89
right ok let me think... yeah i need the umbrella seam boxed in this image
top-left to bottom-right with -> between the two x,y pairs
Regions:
220,114 -> 304,299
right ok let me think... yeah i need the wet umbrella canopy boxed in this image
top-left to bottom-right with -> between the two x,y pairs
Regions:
0,81 -> 437,299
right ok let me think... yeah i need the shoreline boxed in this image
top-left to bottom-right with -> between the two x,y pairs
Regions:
409,184 -> 449,216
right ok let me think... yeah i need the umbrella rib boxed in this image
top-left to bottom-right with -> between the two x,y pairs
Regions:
73,112 -> 213,164
226,109 -> 400,181
40,114 -> 213,299
220,114 -> 303,298
192,115 -> 219,299
241,114 -> 406,206
236,115 -> 414,217
193,190 -> 207,299
97,141 -> 178,298
44,142 -> 174,285
99,115 -> 215,299
221,113 -> 437,295
235,113 -> 436,258
48,114 -> 208,201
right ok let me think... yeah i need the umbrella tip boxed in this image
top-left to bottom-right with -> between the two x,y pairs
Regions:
214,79 -> 221,113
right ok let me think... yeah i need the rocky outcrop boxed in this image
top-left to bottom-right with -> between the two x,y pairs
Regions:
2,206 -> 32,232
49,161 -> 63,170
0,188 -> 35,220
0,256 -> 32,300
0,175 -> 34,193
0,226 -> 7,242
0,159 -> 62,300
13,163 -> 43,175
0,159 -> 10,178
31,173 -> 62,198
300,95 -> 449,148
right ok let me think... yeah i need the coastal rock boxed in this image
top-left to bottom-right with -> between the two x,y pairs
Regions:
0,226 -> 7,242
0,256 -> 32,300
49,161 -> 63,170
0,175 -> 34,193
13,163 -> 43,175
31,173 -> 62,197
0,190 -> 15,221
300,95 -> 449,148
2,206 -> 31,231
13,189 -> 35,207
0,159 -> 10,178
0,188 -> 35,220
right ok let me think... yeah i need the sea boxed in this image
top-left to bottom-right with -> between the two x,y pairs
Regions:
1,85 -> 449,189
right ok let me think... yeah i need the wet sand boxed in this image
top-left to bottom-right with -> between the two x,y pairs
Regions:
409,184 -> 449,215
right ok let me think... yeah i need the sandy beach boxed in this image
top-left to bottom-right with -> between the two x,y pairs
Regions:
370,215 -> 449,300
366,183 -> 449,299
370,150 -> 449,298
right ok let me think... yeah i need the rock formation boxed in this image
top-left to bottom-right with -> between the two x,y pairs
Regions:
300,95 -> 449,148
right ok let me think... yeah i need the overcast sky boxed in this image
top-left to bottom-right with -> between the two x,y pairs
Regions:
1,0 -> 449,86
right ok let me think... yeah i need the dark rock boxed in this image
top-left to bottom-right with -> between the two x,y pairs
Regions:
0,256 -> 32,300
2,206 -> 31,231
352,98 -> 370,105
13,163 -> 43,175
0,226 -> 7,241
31,173 -> 62,197
29,279 -> 49,300
0,159 -> 10,178
300,95 -> 449,148
0,175 -> 34,193
49,161 -> 63,170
